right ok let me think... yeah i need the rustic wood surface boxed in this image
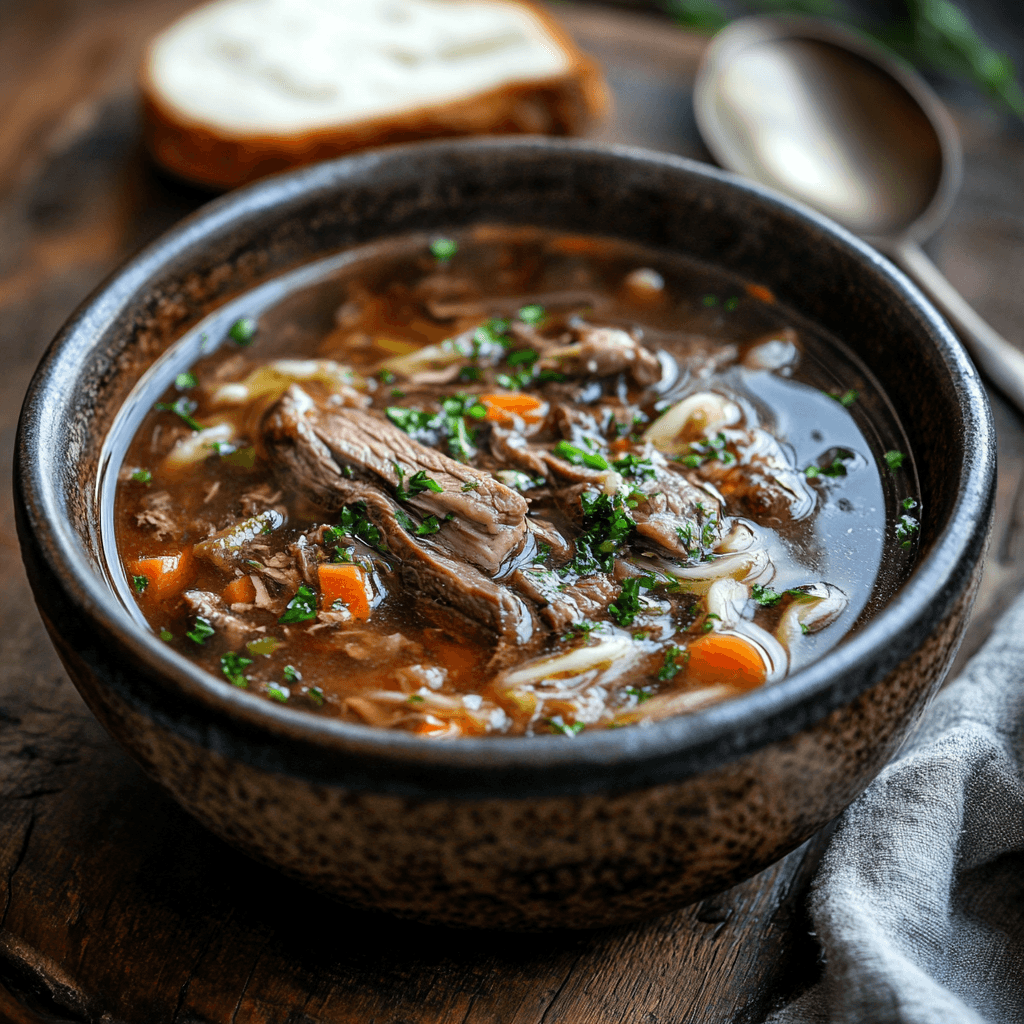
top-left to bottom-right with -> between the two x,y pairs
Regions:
0,2 -> 1022,1021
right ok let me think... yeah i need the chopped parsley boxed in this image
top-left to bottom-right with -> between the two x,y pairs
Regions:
267,684 -> 289,703
394,464 -> 444,501
608,576 -> 654,627
701,612 -> 721,633
154,395 -> 202,432
386,393 -> 487,463
159,629 -> 173,642
518,304 -> 546,324
724,296 -> 740,311
220,651 -> 253,688
547,716 -> 585,736
415,514 -> 448,536
278,584 -> 317,624
806,450 -> 854,478
702,294 -> 718,308
337,502 -> 386,553
563,620 -> 600,641
506,348 -> 538,368
378,368 -> 396,385
228,317 -> 257,345
902,496 -> 919,511
896,514 -> 920,549
658,646 -> 684,681
130,468 -> 152,484
457,365 -> 482,383
461,478 -> 481,492
429,238 -> 458,262
533,541 -> 552,564
132,575 -> 148,594
553,440 -> 610,471
884,450 -> 906,473
175,371 -> 197,390
751,583 -> 783,607
305,685 -> 325,706
625,685 -> 652,703
678,432 -> 736,469
828,388 -> 858,407
283,665 -> 301,684
568,491 -> 636,575
186,616 -> 215,645
612,453 -> 656,480
496,368 -> 536,391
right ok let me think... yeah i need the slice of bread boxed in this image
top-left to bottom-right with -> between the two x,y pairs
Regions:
141,0 -> 609,189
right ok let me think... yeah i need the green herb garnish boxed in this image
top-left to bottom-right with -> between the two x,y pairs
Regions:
267,684 -> 289,702
132,575 -> 148,594
518,304 -> 546,325
679,432 -> 735,469
625,685 -> 652,703
896,514 -> 920,549
283,665 -> 301,684
130,468 -> 152,484
553,440 -> 610,471
186,617 -> 215,645
547,716 -> 585,736
278,584 -> 317,624
751,583 -> 783,607
885,450 -> 906,472
154,395 -> 202,432
306,685 -> 324,706
159,629 -> 173,642
221,651 -> 253,687
430,238 -> 458,262
337,502 -> 387,553
568,491 -> 636,575
902,496 -> 919,511
612,453 -> 656,480
228,317 -> 257,345
175,371 -> 198,390
658,646 -> 684,681
608,576 -> 654,627
394,464 -> 444,501
461,479 -> 481,492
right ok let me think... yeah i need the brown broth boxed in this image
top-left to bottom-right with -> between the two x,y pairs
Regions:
107,227 -> 919,737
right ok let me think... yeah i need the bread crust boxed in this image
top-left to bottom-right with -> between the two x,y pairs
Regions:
140,0 -> 610,190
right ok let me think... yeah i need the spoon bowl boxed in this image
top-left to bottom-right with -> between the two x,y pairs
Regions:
695,17 -> 1024,414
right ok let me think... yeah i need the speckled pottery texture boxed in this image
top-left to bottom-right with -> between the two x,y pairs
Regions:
15,139 -> 995,930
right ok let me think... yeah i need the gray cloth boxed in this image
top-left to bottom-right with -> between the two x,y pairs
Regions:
768,588 -> 1024,1024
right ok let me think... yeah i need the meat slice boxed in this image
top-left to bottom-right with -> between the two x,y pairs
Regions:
539,323 -> 662,385
181,591 -> 253,647
263,386 -> 528,574
695,428 -> 816,523
511,569 -> 618,631
632,468 -> 722,558
361,493 -> 537,646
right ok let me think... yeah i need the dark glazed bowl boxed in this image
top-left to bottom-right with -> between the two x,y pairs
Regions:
15,138 -> 994,930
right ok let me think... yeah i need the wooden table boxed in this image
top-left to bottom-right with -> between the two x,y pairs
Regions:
1,3 -> 1022,1021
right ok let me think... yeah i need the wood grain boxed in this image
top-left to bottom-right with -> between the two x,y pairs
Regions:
0,2 -> 1022,1021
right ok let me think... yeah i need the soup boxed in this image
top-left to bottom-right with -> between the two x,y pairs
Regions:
114,227 -> 919,737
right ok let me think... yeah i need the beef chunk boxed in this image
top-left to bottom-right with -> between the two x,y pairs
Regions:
360,492 -> 537,646
194,509 -> 285,572
181,591 -> 252,647
696,429 -> 815,522
632,468 -> 722,558
511,569 -> 618,631
264,386 -> 528,574
539,323 -> 662,385
135,490 -> 179,541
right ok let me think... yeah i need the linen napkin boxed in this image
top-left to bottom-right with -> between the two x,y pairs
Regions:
766,587 -> 1024,1024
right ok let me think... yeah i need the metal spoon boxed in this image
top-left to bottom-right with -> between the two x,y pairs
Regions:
694,16 -> 1024,414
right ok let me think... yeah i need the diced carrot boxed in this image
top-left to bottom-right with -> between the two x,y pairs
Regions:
685,633 -> 767,689
480,393 -> 546,424
414,715 -> 460,737
745,282 -> 776,304
129,547 -> 194,602
222,575 -> 256,606
318,563 -> 371,620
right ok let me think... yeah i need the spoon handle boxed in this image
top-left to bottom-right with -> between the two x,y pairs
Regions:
893,238 -> 1024,416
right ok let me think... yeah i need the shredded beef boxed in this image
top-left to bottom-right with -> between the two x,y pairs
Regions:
181,591 -> 252,647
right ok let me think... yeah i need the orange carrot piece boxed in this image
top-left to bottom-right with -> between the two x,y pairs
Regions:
685,633 -> 767,689
222,575 -> 256,606
745,282 -> 776,304
129,548 -> 193,601
318,563 -> 371,620
480,393 -> 546,423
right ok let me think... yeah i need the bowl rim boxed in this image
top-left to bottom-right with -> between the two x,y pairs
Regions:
16,136 -> 994,787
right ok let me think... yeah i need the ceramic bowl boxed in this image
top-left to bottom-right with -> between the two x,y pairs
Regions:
15,138 -> 994,930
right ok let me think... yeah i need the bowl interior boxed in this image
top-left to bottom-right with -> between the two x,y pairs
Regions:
16,138 -> 993,796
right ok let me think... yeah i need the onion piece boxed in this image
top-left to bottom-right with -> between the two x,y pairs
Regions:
209,359 -> 365,407
776,583 -> 849,648
162,422 -> 235,472
643,391 -> 741,454
665,546 -> 771,595
504,637 -> 634,687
